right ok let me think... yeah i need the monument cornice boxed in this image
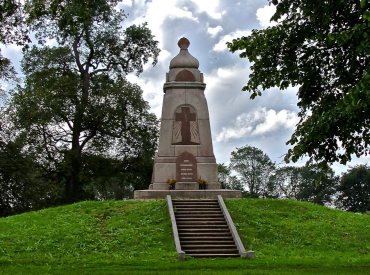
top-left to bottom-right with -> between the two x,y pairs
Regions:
163,82 -> 206,92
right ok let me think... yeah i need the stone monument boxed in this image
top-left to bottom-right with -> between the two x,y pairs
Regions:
134,37 -> 241,199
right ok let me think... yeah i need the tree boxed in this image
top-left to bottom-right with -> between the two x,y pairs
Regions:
336,164 -> 370,213
0,0 -> 28,96
229,145 -> 276,198
273,164 -> 338,205
218,163 -> 230,189
273,166 -> 302,199
0,133 -> 62,217
228,0 -> 370,171
5,0 -> 160,203
297,164 -> 338,205
0,1 -> 30,46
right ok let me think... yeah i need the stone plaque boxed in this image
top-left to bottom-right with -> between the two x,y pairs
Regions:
176,151 -> 197,182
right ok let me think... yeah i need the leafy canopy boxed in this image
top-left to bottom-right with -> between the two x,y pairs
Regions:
229,144 -> 276,197
336,164 -> 370,213
228,0 -> 370,169
3,0 -> 160,203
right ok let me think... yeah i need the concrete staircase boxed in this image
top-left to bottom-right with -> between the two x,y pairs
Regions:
172,199 -> 240,258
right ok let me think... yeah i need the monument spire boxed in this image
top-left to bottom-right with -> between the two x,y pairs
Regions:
134,38 -> 241,199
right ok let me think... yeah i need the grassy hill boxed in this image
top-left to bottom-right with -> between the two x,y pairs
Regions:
0,199 -> 369,274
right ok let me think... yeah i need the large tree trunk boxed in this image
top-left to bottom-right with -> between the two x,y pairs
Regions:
64,148 -> 82,203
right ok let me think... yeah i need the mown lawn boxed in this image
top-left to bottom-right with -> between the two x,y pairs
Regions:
0,199 -> 369,274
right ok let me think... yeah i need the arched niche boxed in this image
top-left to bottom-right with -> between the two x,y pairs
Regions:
173,105 -> 200,145
175,69 -> 195,82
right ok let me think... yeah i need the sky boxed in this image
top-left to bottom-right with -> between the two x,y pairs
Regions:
2,0 -> 369,174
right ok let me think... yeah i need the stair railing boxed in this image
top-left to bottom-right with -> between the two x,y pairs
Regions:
166,195 -> 186,261
217,195 -> 254,258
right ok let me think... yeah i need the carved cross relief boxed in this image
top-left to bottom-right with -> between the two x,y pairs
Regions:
173,105 -> 200,145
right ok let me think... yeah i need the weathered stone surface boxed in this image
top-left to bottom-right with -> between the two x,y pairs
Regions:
161,89 -> 185,119
185,89 -> 209,120
155,156 -> 177,163
134,190 -> 242,199
197,119 -> 214,156
175,145 -> 198,157
152,183 -> 169,190
197,163 -> 218,182
176,182 -> 198,190
207,183 -> 222,189
157,120 -> 175,156
196,156 -> 216,163
163,82 -> 206,92
153,163 -> 176,183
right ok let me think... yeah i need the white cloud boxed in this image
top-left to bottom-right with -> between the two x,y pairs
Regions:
216,107 -> 299,142
207,25 -> 223,37
121,0 -> 133,7
217,125 -> 252,142
130,0 -> 199,49
252,108 -> 299,136
212,29 -> 251,52
256,5 -> 276,28
190,0 -> 223,19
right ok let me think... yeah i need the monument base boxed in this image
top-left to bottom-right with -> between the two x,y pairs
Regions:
134,189 -> 242,200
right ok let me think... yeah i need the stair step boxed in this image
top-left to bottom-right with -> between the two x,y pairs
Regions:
177,221 -> 227,225
175,211 -> 222,214
175,213 -> 224,216
180,236 -> 234,240
178,228 -> 230,232
186,254 -> 240,258
172,200 -> 218,204
181,240 -> 236,245
171,198 -> 241,258
181,244 -> 237,250
177,218 -> 226,221
174,207 -> 220,211
179,235 -> 233,239
183,249 -> 239,253
177,224 -> 228,228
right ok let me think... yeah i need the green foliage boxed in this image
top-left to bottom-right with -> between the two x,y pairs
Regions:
1,199 -> 370,274
0,0 -> 33,92
2,0 -> 160,204
0,0 -> 30,46
0,136 -> 62,217
229,145 -> 276,197
0,57 -> 17,99
228,0 -> 370,168
217,163 -> 230,189
336,164 -> 370,213
273,164 -> 339,206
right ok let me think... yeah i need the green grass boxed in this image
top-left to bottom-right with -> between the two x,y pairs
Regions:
0,199 -> 369,274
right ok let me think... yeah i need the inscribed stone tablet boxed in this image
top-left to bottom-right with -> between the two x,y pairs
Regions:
176,151 -> 197,182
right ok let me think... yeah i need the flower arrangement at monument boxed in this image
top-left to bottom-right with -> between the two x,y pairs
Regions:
167,178 -> 177,190
197,177 -> 208,189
